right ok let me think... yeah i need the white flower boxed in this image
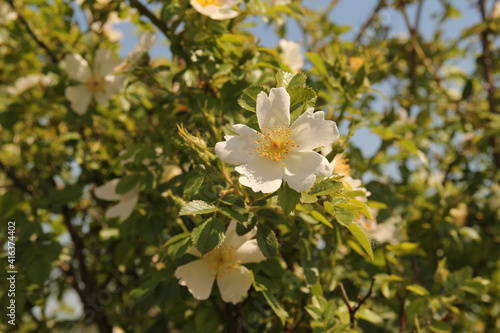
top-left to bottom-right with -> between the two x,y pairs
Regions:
175,221 -> 266,304
4,74 -> 56,95
90,11 -> 125,42
216,87 -> 339,193
279,40 -> 304,73
0,3 -> 17,25
64,48 -> 124,115
493,1 -> 500,19
357,216 -> 399,244
190,0 -> 240,20
94,178 -> 140,220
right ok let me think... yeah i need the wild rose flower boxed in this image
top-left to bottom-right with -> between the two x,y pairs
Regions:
94,179 -> 140,220
216,87 -> 339,193
175,221 -> 266,304
279,40 -> 304,73
64,48 -> 124,115
190,0 -> 240,20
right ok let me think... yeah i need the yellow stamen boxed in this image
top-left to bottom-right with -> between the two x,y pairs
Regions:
196,0 -> 222,7
86,73 -> 106,93
203,245 -> 240,277
254,124 -> 298,162
333,154 -> 351,176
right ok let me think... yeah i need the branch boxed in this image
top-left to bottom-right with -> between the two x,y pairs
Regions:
339,278 -> 376,329
478,0 -> 500,168
5,0 -> 59,63
128,0 -> 170,39
354,0 -> 386,44
397,291 -> 407,333
0,161 -> 32,194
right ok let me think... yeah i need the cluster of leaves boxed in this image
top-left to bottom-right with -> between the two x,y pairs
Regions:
1,0 -> 499,332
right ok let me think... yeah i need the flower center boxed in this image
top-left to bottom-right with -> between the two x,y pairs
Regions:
333,155 -> 351,176
254,125 -> 298,164
87,73 -> 106,93
196,0 -> 222,7
203,245 -> 240,277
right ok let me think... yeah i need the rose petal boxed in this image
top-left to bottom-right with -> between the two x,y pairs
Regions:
235,239 -> 266,264
224,220 -> 257,249
94,179 -> 121,201
65,85 -> 92,115
290,108 -> 339,151
65,53 -> 90,83
283,151 -> 328,192
94,48 -> 122,77
217,266 -> 252,304
256,87 -> 290,130
175,259 -> 215,300
105,192 -> 138,220
215,124 -> 259,165
235,157 -> 283,193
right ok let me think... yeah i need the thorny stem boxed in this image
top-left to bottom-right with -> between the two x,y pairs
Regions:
339,278 -> 376,329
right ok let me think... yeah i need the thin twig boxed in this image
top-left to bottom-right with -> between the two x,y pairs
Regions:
354,0 -> 386,44
0,161 -> 32,194
478,0 -> 500,168
128,0 -> 170,39
339,278 -> 376,329
5,0 -> 59,63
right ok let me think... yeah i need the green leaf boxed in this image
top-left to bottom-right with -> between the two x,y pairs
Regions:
347,223 -> 374,260
238,85 -> 268,112
276,70 -> 306,89
311,211 -> 333,228
406,284 -> 430,296
235,217 -> 257,236
278,182 -> 301,215
461,79 -> 473,100
333,205 -> 354,226
116,174 -> 142,194
191,218 -> 225,254
310,178 -> 343,196
183,171 -> 205,200
256,224 -> 279,258
165,233 -> 192,259
218,207 -> 247,223
306,52 -> 328,77
129,288 -> 150,302
179,200 -> 217,215
289,86 -> 317,120
262,290 -> 289,325
429,320 -> 452,333
300,192 -> 318,203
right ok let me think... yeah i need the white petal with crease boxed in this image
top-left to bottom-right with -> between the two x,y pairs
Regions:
65,85 -> 92,115
235,240 -> 266,264
217,266 -> 252,304
175,260 -> 215,300
256,87 -> 290,130
65,53 -> 90,83
290,108 -> 339,151
215,124 -> 259,165
284,151 -> 327,192
236,157 -> 283,193
94,178 -> 121,201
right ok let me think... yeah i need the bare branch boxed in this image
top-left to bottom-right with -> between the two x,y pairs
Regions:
339,279 -> 376,329
128,0 -> 170,39
5,0 -> 59,63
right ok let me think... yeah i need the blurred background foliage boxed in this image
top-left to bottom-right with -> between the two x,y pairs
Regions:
0,0 -> 499,332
